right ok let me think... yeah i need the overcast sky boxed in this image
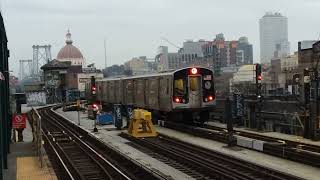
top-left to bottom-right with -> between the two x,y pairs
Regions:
1,0 -> 320,76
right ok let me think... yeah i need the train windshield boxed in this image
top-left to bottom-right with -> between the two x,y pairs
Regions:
174,78 -> 186,95
189,76 -> 200,91
174,69 -> 187,96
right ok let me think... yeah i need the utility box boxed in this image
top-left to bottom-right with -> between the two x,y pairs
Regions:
97,113 -> 113,125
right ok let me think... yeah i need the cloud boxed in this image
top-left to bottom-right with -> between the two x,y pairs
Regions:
2,0 -> 320,76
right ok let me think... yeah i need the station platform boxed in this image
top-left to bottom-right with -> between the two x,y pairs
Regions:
55,108 -> 319,180
206,121 -> 320,147
3,107 -> 57,180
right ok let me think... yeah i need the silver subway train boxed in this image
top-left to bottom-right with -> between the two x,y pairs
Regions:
86,67 -> 216,123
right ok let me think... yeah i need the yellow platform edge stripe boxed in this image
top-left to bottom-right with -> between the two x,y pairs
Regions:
17,156 -> 57,180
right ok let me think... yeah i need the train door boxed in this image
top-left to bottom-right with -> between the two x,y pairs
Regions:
188,76 -> 202,108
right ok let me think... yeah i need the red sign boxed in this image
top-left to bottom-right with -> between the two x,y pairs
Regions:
12,114 -> 27,129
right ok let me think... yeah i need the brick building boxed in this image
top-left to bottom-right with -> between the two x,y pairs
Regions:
298,40 -> 318,72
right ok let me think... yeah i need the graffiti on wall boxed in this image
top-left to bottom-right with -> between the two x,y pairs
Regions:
26,91 -> 46,106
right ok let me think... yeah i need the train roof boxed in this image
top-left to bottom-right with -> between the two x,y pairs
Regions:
96,67 -> 213,82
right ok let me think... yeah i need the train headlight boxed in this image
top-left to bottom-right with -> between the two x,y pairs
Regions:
191,68 -> 198,75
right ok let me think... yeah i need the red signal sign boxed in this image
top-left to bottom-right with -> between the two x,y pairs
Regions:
12,113 -> 27,129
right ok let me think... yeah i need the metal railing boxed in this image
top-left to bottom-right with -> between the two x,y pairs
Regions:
31,108 -> 43,168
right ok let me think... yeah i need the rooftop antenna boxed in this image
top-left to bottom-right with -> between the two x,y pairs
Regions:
104,38 -> 107,69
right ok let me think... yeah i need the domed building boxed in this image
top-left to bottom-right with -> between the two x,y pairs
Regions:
41,30 -> 103,103
56,30 -> 85,66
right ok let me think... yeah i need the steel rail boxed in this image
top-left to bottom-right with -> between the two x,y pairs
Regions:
45,106 -> 166,180
40,108 -> 131,180
203,123 -> 320,153
159,135 -> 299,180
163,121 -> 320,167
45,110 -> 131,179
122,133 -> 302,180
42,129 -> 75,180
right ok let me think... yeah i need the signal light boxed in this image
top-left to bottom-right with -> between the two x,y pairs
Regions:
257,75 -> 262,81
191,68 -> 198,75
91,86 -> 96,95
255,64 -> 262,83
92,103 -> 98,111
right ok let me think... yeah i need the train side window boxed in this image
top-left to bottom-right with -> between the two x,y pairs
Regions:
160,78 -> 166,94
190,76 -> 200,91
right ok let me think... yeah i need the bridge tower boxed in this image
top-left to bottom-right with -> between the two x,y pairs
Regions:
32,45 -> 52,79
19,59 -> 33,80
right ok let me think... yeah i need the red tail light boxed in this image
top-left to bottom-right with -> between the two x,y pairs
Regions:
174,97 -> 181,103
204,95 -> 214,102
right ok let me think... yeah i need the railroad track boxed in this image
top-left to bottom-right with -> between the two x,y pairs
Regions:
161,121 -> 320,167
39,106 -> 163,180
205,123 -> 320,153
121,133 -> 302,180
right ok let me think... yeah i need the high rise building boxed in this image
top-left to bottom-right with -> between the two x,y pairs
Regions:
180,40 -> 207,65
156,40 -> 207,71
237,37 -> 253,65
259,12 -> 290,64
202,34 -> 253,75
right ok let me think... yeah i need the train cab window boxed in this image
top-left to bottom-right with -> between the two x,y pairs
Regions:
174,79 -> 186,95
189,76 -> 200,91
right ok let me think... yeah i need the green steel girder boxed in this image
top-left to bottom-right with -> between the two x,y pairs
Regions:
0,12 -> 10,180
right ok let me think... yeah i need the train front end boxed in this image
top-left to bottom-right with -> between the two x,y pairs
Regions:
172,67 -> 216,110
172,67 -> 215,122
